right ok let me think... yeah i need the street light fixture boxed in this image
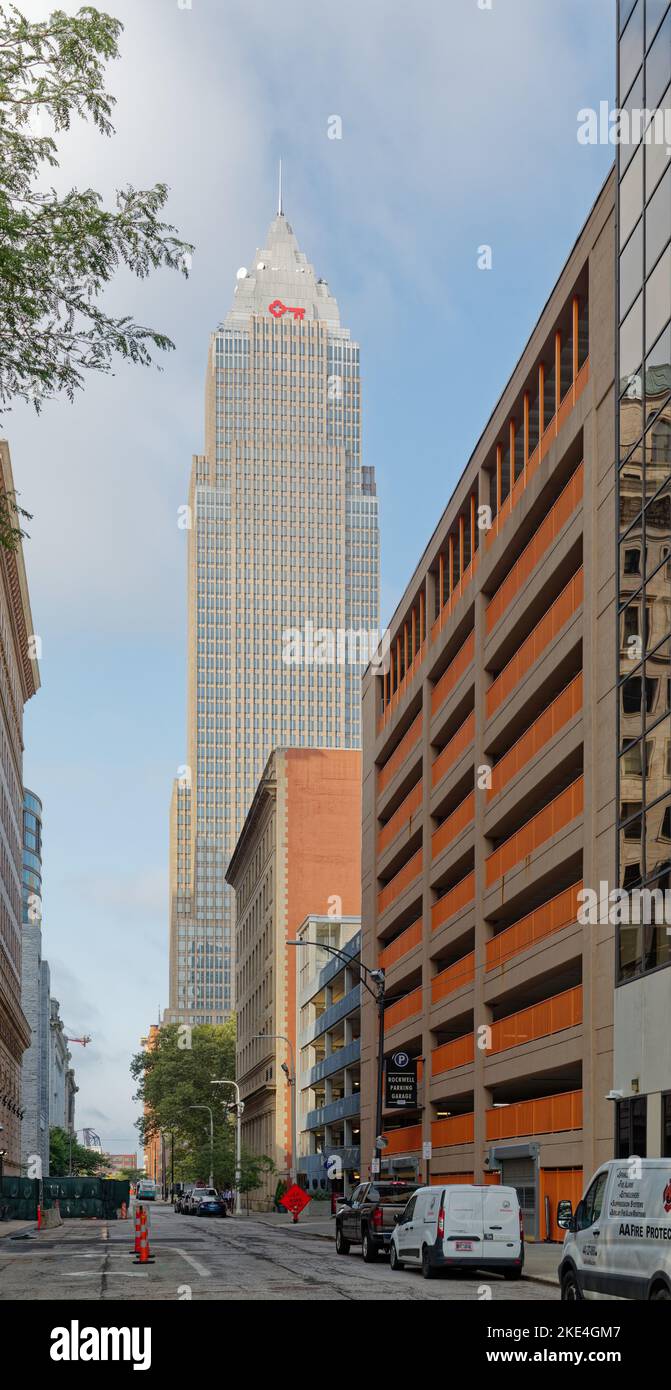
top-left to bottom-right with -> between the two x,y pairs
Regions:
287,938 -> 386,1182
252,1033 -> 297,1186
211,1079 -> 243,1216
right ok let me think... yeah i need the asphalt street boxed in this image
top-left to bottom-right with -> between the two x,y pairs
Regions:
0,1204 -> 558,1301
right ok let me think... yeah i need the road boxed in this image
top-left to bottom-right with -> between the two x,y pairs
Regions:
0,1204 -> 557,1301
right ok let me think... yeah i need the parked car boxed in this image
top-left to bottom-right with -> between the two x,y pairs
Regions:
390,1184 -> 524,1281
186,1186 -> 219,1214
197,1198 -> 227,1217
174,1186 -> 193,1213
557,1159 -> 671,1301
335,1181 -> 418,1261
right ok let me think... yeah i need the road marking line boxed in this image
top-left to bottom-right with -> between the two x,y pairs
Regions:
63,1271 -> 149,1279
171,1247 -> 211,1277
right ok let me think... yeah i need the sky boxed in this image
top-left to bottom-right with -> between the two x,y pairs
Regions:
8,0 -> 615,1153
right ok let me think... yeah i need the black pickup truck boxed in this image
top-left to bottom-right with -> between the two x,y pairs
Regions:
335,1180 -> 418,1261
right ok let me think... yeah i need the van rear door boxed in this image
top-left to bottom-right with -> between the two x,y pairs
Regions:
444,1187 -> 484,1259
483,1185 -> 521,1260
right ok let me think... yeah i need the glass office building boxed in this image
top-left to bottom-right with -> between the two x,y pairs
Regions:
165,205 -> 380,1025
616,0 -> 671,1155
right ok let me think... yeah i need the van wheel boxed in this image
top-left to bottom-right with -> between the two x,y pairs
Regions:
650,1284 -> 671,1300
390,1243 -> 404,1272
421,1247 -> 436,1280
561,1270 -> 583,1301
503,1266 -> 523,1281
362,1230 -> 378,1262
335,1226 -> 350,1255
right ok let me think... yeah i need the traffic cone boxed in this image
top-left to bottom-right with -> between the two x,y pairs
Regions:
134,1207 -> 155,1264
132,1204 -> 142,1256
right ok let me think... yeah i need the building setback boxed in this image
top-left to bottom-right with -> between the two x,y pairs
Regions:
360,171 -> 617,1241
49,998 -> 76,1136
614,0 -> 671,1159
227,747 -> 362,1207
295,915 -> 362,1196
165,200 -> 379,1028
0,441 -> 39,1177
20,788 -> 50,1177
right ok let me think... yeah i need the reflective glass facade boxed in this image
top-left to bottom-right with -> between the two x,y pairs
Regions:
166,212 -> 379,1025
617,0 -> 671,980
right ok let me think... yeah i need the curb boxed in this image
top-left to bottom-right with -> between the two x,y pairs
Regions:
252,1218 -> 561,1283
0,1223 -> 37,1242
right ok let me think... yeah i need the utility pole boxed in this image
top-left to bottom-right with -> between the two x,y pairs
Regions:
211,1079 -> 243,1215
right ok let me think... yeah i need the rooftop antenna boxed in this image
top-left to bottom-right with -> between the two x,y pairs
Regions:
278,158 -> 283,216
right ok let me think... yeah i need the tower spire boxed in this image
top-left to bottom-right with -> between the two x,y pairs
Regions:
278,158 -> 283,216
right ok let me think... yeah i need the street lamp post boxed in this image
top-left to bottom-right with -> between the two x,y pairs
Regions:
287,939 -> 386,1181
211,1080 -> 242,1215
185,1106 -> 214,1189
252,1033 -> 297,1186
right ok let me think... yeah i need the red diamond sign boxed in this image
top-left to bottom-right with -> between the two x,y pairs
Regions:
281,1184 -> 311,1218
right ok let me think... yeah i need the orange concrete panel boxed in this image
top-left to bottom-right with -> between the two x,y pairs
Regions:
486,569 -> 584,718
431,872 -> 475,931
485,1089 -> 583,1141
488,985 -> 582,1054
486,466 -> 584,633
431,632 -> 475,718
377,779 -> 423,855
379,917 -> 423,970
432,711 -> 475,789
431,1172 -> 474,1185
431,1113 -> 475,1147
384,985 -> 423,1032
487,673 -> 583,800
382,1124 -> 422,1155
486,881 -> 583,970
431,1032 -> 474,1076
431,791 -> 475,859
377,712 -> 423,795
431,950 -> 476,1004
485,776 -> 584,887
377,848 -> 423,916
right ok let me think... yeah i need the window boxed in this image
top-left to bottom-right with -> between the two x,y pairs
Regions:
575,1170 -> 609,1231
663,1092 -> 671,1157
616,1095 -> 648,1157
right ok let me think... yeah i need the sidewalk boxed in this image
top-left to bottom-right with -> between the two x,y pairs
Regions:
250,1210 -> 560,1286
0,1219 -> 38,1241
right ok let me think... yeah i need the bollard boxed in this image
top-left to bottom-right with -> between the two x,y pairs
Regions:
132,1204 -> 142,1256
134,1206 -> 155,1264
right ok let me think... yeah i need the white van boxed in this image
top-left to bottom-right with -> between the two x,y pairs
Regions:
390,1184 -> 524,1280
557,1159 -> 671,1301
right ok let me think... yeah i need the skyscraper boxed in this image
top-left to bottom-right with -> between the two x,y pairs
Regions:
166,197 -> 380,1025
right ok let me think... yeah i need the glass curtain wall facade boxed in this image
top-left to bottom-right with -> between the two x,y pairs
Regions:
617,0 -> 671,982
166,210 -> 379,1025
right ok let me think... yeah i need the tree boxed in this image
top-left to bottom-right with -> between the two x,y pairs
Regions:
130,1023 -> 277,1189
49,1125 -> 110,1176
115,1167 -> 145,1183
0,4 -> 193,425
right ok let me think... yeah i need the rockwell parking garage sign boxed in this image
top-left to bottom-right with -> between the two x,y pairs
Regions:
385,1050 -> 418,1109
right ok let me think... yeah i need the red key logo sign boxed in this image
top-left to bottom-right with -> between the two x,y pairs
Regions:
268,299 -> 305,321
